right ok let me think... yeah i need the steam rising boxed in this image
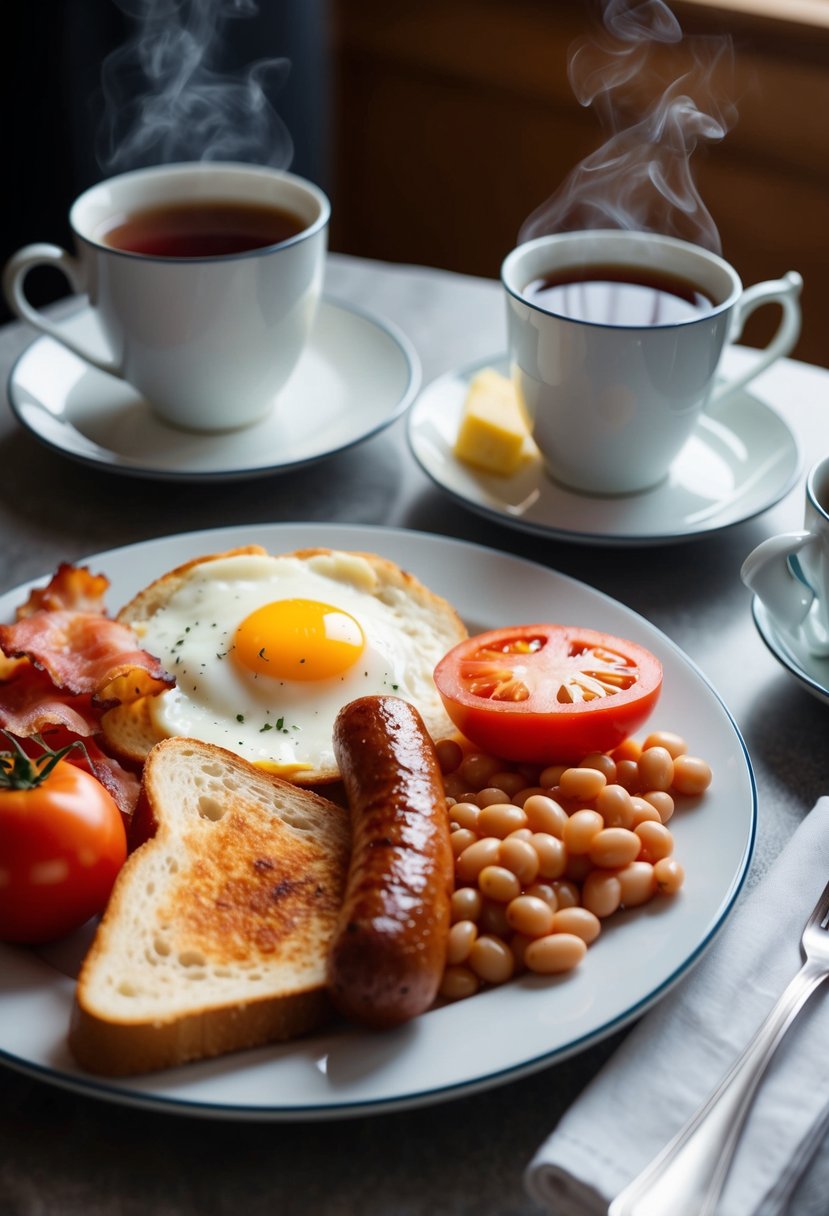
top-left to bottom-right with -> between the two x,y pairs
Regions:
519,0 -> 735,252
97,0 -> 293,172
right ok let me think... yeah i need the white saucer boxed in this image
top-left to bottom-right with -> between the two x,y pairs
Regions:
752,598 -> 829,706
407,356 -> 801,546
8,298 -> 420,481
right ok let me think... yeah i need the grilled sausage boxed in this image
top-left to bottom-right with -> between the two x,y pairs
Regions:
328,695 -> 454,1029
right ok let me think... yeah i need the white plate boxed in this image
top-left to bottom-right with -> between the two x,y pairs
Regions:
407,356 -> 800,546
752,598 -> 829,706
0,523 -> 756,1120
7,300 -> 420,481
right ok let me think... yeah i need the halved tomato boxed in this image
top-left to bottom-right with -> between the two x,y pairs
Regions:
434,624 -> 663,764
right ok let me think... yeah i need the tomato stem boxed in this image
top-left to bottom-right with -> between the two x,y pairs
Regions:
0,731 -> 90,791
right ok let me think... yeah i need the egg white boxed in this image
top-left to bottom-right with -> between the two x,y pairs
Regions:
136,551 -> 450,775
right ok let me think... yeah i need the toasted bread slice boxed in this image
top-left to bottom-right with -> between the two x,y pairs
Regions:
69,737 -> 350,1076
102,546 -> 468,783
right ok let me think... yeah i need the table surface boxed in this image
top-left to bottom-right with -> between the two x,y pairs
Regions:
1,253 -> 828,1215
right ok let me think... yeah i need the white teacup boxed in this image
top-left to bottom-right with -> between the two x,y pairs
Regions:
501,230 -> 802,495
3,162 -> 330,432
741,456 -> 829,657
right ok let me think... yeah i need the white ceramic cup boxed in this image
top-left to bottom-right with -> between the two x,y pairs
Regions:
501,230 -> 802,495
2,162 -> 330,432
741,456 -> 829,657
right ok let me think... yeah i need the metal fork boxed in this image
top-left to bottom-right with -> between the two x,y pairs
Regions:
608,876 -> 829,1216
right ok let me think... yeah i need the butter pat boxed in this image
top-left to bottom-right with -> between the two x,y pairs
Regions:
453,368 -> 536,476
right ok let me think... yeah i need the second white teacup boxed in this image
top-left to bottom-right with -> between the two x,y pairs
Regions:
501,230 -> 802,496
741,456 -> 829,658
3,162 -> 330,432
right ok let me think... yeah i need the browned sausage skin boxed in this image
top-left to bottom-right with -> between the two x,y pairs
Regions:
328,695 -> 454,1029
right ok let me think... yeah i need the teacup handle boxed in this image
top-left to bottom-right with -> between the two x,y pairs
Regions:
740,531 -> 829,656
2,243 -> 122,378
709,270 -> 802,406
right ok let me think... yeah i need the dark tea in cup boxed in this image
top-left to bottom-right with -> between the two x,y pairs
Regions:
523,264 -> 717,326
97,198 -> 306,258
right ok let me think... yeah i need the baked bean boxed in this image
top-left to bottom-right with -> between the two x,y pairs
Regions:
489,770 -> 529,797
458,753 -> 503,790
531,832 -> 568,879
510,932 -> 533,972
550,879 -> 581,910
581,870 -> 623,918
551,906 -> 601,944
498,836 -> 540,885
439,965 -> 479,1001
564,852 -> 594,882
456,837 -> 502,883
512,786 -> 548,806
562,808 -> 604,854
595,783 -> 635,829
506,827 -> 534,843
436,737 -> 464,774
451,886 -> 483,924
588,827 -> 642,869
612,738 -> 642,762
638,746 -> 674,792
580,751 -> 618,782
451,827 -> 478,857
479,899 -> 511,938
478,801 -> 528,838
443,772 -> 472,801
477,786 -> 511,808
539,763 -> 568,788
523,794 -> 568,837
617,861 -> 657,907
450,801 -> 481,832
559,767 -> 608,801
524,882 -> 559,910
446,919 -> 479,965
672,755 -> 713,796
615,759 -> 641,793
654,856 -> 685,895
468,934 -> 515,984
629,797 -> 662,827
524,933 -> 587,974
506,894 -> 556,937
643,730 -> 688,759
635,821 -> 674,863
643,790 -> 674,824
478,865 -> 522,903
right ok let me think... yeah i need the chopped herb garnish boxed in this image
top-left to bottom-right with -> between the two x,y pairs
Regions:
236,714 -> 245,723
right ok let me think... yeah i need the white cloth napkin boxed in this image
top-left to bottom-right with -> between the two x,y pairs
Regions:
526,797 -> 829,1216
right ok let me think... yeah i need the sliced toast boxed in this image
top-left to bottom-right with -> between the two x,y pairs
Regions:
69,737 -> 350,1076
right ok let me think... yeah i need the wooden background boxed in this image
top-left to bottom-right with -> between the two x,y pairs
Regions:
328,0 -> 829,368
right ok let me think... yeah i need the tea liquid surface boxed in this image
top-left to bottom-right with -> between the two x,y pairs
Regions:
524,264 -> 715,326
99,199 -> 305,258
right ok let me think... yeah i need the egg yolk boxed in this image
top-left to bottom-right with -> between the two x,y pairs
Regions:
233,598 -> 365,681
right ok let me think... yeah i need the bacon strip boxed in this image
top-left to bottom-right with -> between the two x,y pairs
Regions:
0,664 -> 101,737
0,611 -> 173,706
16,563 -> 110,619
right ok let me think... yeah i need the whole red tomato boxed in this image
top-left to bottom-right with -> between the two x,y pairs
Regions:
434,624 -> 663,764
0,738 -> 127,944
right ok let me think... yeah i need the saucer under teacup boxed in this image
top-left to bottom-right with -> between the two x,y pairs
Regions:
8,298 -> 419,482
407,354 -> 800,547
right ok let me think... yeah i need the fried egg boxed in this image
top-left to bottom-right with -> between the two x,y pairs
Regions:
131,549 -> 467,781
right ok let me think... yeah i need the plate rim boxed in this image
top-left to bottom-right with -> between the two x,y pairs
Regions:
7,297 -> 421,483
407,353 -> 801,547
0,521 -> 757,1120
